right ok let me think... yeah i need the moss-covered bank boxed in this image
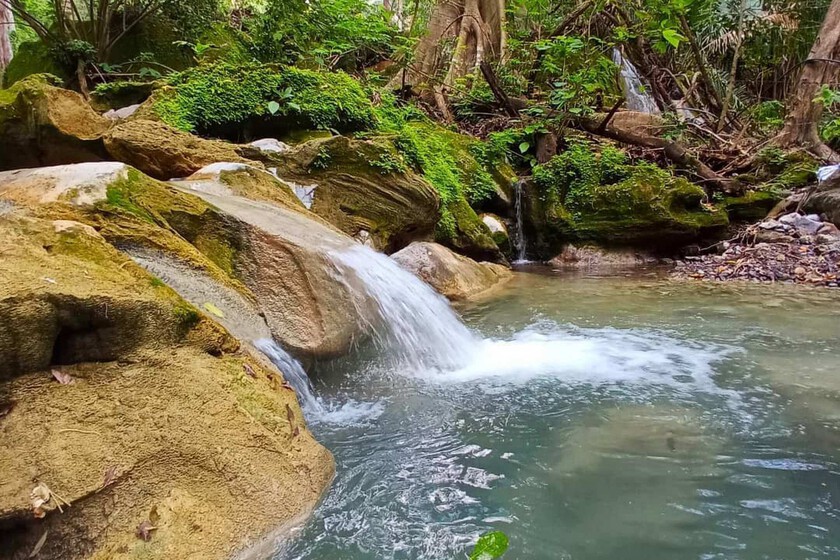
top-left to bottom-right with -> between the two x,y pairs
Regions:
528,141 -> 728,256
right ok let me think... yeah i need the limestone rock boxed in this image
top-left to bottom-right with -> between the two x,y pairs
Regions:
0,214 -> 333,560
103,103 -> 141,120
185,162 -> 307,214
0,74 -> 110,170
0,162 -> 366,358
392,241 -> 512,301
480,213 -> 509,247
250,138 -> 290,153
270,136 -> 440,252
172,172 -> 363,357
805,188 -> 840,227
0,162 -> 129,206
103,119 -> 252,179
549,244 -> 658,268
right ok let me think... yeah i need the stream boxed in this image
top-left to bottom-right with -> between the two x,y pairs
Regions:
273,268 -> 840,560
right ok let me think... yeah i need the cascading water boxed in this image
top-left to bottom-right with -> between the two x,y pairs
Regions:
612,48 -> 660,114
328,244 -> 479,372
512,180 -> 529,263
255,339 -> 324,413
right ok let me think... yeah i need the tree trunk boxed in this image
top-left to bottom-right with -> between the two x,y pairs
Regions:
392,0 -> 505,117
0,1 -> 14,72
777,0 -> 840,162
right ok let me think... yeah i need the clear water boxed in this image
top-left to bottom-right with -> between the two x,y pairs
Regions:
274,269 -> 840,560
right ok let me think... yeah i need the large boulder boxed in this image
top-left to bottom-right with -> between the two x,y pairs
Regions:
269,136 -> 440,251
392,241 -> 512,301
102,119 -> 254,179
0,162 -> 130,206
803,169 -> 840,226
0,74 -> 111,170
0,214 -> 333,560
526,143 -> 728,257
0,162 -> 365,359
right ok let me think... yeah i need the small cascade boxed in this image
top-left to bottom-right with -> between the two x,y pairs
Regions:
256,339 -> 325,413
328,244 -> 479,372
612,48 -> 660,114
512,180 -> 529,263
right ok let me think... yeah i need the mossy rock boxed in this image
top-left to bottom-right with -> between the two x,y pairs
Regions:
529,142 -> 729,255
90,80 -> 157,112
0,214 -> 234,379
436,197 -> 501,262
270,135 -> 439,251
0,74 -> 111,170
754,147 -> 818,190
103,119 -> 254,179
387,121 -> 506,261
723,188 -> 782,222
2,41 -> 66,87
0,213 -> 333,560
147,62 -> 376,138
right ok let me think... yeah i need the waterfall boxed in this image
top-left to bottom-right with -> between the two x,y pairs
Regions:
328,244 -> 479,372
255,339 -> 325,413
512,180 -> 529,263
255,243 -> 481,420
612,49 -> 660,114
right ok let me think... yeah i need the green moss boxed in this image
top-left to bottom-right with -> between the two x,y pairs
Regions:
723,188 -> 782,221
532,140 -> 728,246
310,147 -> 332,170
91,81 -> 156,111
152,62 -> 375,134
193,236 -> 237,276
755,147 -> 818,190
173,301 -> 201,330
3,41 -> 66,87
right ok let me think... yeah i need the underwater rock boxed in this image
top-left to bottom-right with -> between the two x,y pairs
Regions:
549,244 -> 658,268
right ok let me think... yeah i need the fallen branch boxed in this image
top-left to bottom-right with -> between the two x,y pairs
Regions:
575,115 -> 740,194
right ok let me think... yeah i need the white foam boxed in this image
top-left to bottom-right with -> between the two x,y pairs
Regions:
424,323 -> 734,398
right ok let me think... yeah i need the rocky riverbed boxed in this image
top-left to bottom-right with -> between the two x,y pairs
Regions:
672,212 -> 840,287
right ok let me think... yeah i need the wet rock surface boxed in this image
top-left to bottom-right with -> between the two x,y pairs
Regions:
392,241 -> 512,300
672,212 -> 840,287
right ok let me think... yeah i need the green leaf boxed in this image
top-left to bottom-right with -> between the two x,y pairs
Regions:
470,531 -> 509,560
267,101 -> 281,115
662,28 -> 685,48
518,142 -> 530,154
203,302 -> 225,318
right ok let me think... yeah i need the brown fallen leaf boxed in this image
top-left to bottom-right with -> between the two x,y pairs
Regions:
50,369 -> 74,385
243,364 -> 257,379
136,520 -> 156,542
